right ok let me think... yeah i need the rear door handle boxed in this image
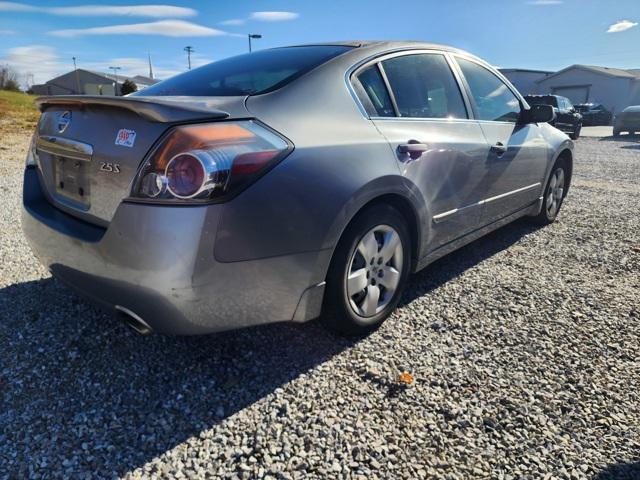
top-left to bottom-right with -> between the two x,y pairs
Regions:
397,141 -> 429,160
490,142 -> 507,156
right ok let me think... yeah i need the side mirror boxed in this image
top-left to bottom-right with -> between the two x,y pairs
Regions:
522,104 -> 555,124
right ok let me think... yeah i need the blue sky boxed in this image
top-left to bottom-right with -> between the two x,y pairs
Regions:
0,0 -> 638,86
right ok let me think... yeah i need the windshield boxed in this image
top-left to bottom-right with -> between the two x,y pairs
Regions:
134,45 -> 353,97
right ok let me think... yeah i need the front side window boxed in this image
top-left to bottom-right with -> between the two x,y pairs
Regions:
457,57 -> 521,122
356,66 -> 395,117
380,54 -> 467,119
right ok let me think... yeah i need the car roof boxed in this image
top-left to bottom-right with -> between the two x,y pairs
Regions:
279,40 -> 481,60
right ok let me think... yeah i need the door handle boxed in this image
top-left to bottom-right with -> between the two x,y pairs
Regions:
490,142 -> 507,156
397,141 -> 429,160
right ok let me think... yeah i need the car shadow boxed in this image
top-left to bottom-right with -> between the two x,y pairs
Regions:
0,217 -> 542,477
400,217 -> 541,307
0,278 -> 356,477
594,461 -> 640,480
599,134 -> 640,142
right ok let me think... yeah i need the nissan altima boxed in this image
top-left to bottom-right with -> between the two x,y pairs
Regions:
22,41 -> 573,335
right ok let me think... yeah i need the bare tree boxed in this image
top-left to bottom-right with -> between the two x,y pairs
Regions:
0,65 -> 20,91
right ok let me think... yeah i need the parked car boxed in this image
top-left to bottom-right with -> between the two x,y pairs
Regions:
524,94 -> 582,139
22,41 -> 573,336
574,103 -> 613,126
613,106 -> 640,136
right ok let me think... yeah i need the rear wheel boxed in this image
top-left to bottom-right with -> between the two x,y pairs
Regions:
531,160 -> 568,225
613,128 -> 622,137
322,204 -> 411,335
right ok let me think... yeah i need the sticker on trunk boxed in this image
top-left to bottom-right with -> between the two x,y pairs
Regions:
115,129 -> 136,147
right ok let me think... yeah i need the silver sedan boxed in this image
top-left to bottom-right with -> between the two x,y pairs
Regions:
22,41 -> 573,335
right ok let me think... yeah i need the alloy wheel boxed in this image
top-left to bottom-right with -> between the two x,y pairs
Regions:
546,167 -> 565,218
345,225 -> 403,319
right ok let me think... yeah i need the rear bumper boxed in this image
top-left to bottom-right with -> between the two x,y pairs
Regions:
22,167 -> 328,334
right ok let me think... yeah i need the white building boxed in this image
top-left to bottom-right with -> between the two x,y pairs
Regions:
31,69 -> 158,96
534,65 -> 640,115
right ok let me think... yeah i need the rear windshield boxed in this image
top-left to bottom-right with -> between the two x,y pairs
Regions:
134,45 -> 353,97
525,96 -> 558,107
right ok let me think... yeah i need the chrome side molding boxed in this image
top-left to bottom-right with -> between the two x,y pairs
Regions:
433,183 -> 541,223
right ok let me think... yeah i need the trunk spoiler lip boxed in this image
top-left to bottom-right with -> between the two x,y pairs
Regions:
35,95 -> 232,123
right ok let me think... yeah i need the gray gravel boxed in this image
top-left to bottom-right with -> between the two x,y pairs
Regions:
1,133 -> 639,479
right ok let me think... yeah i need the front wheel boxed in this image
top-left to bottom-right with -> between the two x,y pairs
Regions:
322,204 -> 411,335
569,123 -> 581,140
531,162 -> 567,225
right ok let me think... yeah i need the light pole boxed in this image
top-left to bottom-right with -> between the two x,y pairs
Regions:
248,34 -> 262,52
109,66 -> 121,96
72,56 -> 81,94
184,46 -> 194,70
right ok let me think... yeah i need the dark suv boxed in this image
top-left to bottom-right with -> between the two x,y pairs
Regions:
524,95 -> 582,140
575,103 -> 613,126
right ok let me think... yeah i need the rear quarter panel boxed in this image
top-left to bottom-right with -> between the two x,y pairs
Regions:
214,54 -> 425,275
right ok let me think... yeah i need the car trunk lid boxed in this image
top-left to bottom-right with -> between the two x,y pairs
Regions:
34,95 -> 249,226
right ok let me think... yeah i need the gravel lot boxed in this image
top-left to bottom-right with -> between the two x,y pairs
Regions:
1,132 -> 639,479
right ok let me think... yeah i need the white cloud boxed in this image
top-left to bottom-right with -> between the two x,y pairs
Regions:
607,20 -> 638,33
0,2 -> 196,17
219,18 -> 245,26
0,2 -> 36,12
526,0 -> 563,4
0,45 -> 63,84
250,11 -> 299,22
49,20 -> 227,37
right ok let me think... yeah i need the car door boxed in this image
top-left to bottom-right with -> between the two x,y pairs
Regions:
352,51 -> 492,249
557,97 -> 576,132
453,56 -> 548,224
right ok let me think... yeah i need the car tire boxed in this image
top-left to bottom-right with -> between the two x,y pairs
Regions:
613,128 -> 621,137
321,203 -> 411,336
569,123 -> 581,140
531,158 -> 569,225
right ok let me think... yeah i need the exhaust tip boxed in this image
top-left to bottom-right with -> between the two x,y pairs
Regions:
115,306 -> 153,336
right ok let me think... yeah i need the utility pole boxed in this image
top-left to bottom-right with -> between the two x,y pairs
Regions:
109,66 -> 121,96
72,56 -> 81,94
184,46 -> 194,70
148,51 -> 154,79
248,34 -> 262,52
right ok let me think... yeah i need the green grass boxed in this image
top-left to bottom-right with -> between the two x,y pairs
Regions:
0,90 -> 39,134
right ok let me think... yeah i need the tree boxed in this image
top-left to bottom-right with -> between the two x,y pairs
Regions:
0,65 -> 20,91
120,79 -> 138,96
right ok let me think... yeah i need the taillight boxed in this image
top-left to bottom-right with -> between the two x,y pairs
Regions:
130,120 -> 291,203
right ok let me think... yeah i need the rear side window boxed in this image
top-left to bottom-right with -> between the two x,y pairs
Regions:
356,66 -> 395,117
381,54 -> 467,119
134,45 -> 353,97
457,57 -> 521,122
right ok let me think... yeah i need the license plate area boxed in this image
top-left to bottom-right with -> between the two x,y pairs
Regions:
54,156 -> 91,207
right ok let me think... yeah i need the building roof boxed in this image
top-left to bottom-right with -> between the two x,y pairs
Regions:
44,69 -> 159,86
130,75 -> 158,86
537,64 -> 640,83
